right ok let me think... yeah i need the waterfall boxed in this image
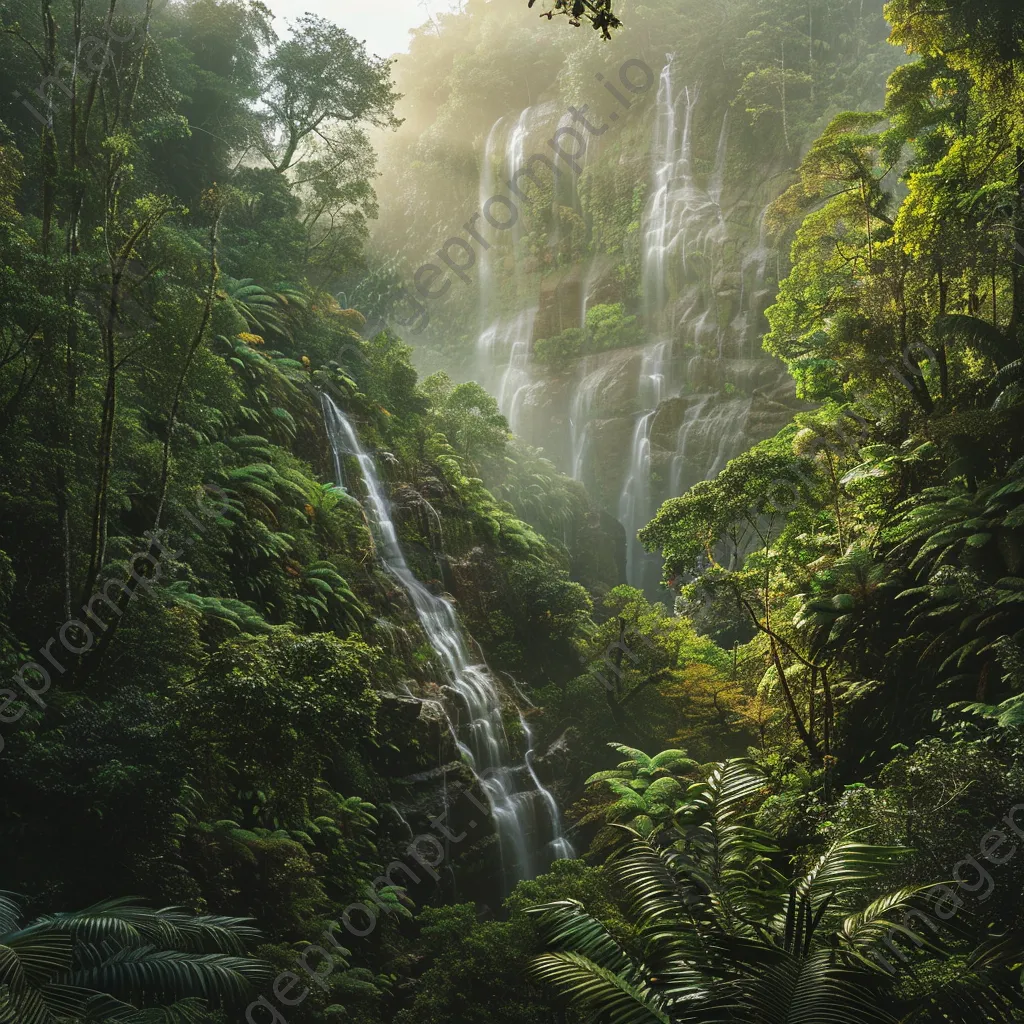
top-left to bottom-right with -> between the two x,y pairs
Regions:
477,307 -> 538,436
569,358 -> 603,484
617,342 -> 668,590
321,394 -> 573,886
475,101 -> 575,448
477,116 -> 505,338
642,62 -> 730,323
504,107 -> 533,248
642,64 -> 692,319
475,103 -> 556,399
615,58 -> 757,590
520,713 -> 574,860
670,395 -> 754,495
467,60 -> 782,597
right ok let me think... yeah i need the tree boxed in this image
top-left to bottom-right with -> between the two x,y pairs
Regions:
639,430 -> 836,762
885,0 -> 1024,343
258,15 -> 400,174
421,372 -> 510,478
174,629 -> 380,819
395,858 -> 616,1024
151,0 -> 271,203
527,0 -> 622,39
295,126 -> 379,282
582,743 -> 695,837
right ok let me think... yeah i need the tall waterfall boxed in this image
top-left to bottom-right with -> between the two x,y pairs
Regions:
617,342 -> 668,589
615,62 -> 726,589
612,57 -> 773,591
477,116 -> 504,332
321,394 -> 573,886
477,307 -> 537,438
466,58 -> 786,596
476,103 -> 557,427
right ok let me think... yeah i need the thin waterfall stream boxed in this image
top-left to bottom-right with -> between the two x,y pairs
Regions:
321,394 -> 573,887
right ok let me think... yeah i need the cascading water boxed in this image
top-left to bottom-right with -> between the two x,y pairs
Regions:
642,62 -> 732,325
569,360 -> 603,485
670,395 -> 755,495
477,116 -> 505,335
477,307 -> 538,437
476,103 -> 558,410
321,394 -> 573,886
617,342 -> 668,590
520,713 -> 574,860
615,58 -> 772,590
467,58 -> 788,597
616,60 -> 711,589
642,67 -> 698,319
497,310 -> 539,435
504,107 -> 533,244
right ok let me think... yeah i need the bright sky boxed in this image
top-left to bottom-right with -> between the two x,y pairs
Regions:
265,0 -> 454,57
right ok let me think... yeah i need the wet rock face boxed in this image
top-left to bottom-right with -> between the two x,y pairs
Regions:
586,416 -> 638,507
514,371 -> 576,467
533,269 -> 584,343
683,357 -> 795,397
374,683 -> 493,889
466,65 -> 829,600
647,390 -> 803,493
531,258 -> 624,345
649,395 -> 692,451
386,764 -> 501,905
510,345 -> 650,494
586,349 -> 646,418
571,509 -> 627,599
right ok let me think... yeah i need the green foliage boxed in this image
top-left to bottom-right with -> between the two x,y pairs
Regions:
395,858 -> 616,1024
421,371 -> 510,478
174,630 -> 380,815
533,327 -> 585,366
0,893 -> 267,1022
531,758 -> 1024,1023
534,304 -> 642,366
488,438 -> 589,541
584,743 -> 696,836
529,0 -> 622,39
1,0 -> 1024,1019
640,425 -> 814,581
585,303 -> 642,351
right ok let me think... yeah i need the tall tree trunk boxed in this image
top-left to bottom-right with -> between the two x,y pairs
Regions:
936,266 -> 949,401
769,637 -> 821,763
81,213 -> 219,676
1012,145 -> 1024,344
81,285 -> 120,602
738,587 -> 822,763
153,211 -> 222,528
821,665 -> 834,757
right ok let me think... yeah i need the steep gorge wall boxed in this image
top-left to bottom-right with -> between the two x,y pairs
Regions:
479,71 -> 799,573
368,0 -> 896,592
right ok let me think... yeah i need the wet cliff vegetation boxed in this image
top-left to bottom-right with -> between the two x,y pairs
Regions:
0,0 -> 1023,1021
